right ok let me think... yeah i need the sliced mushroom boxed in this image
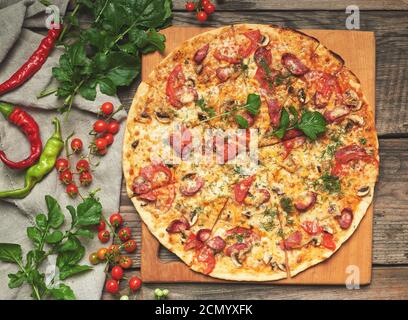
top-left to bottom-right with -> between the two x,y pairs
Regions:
185,78 -> 195,88
322,225 -> 333,234
348,114 -> 365,126
298,88 -> 307,104
131,140 -> 139,149
310,236 -> 322,246
194,64 -> 203,75
189,210 -> 199,226
260,34 -> 270,47
357,186 -> 370,197
242,211 -> 253,218
231,251 -> 243,268
263,253 -> 272,265
343,89 -> 362,111
155,111 -> 172,124
136,110 -> 152,123
276,263 -> 287,272
328,203 -> 341,216
271,183 -> 284,195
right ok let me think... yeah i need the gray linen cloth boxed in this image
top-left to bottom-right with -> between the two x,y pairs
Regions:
0,0 -> 127,299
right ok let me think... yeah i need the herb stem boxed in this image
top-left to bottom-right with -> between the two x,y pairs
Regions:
58,3 -> 81,43
37,88 -> 58,99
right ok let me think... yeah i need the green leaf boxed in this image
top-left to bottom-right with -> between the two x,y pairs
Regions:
57,245 -> 85,273
49,284 -> 76,300
74,229 -> 95,239
35,214 -> 47,230
27,227 -> 42,246
280,197 -> 294,214
273,108 -> 290,139
296,111 -> 327,140
0,244 -> 22,263
25,250 -> 45,269
52,68 -> 72,83
79,80 -> 97,101
235,115 -> 249,129
76,197 -> 102,227
45,230 -> 64,244
45,195 -> 64,229
59,265 -> 93,280
8,271 -> 26,289
66,205 -> 77,229
244,93 -> 261,116
129,28 -> 166,54
98,77 -> 117,96
67,42 -> 89,66
57,235 -> 80,253
105,52 -> 140,87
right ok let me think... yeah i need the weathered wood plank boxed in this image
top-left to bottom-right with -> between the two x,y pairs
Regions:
115,11 -> 408,136
101,266 -> 408,300
172,0 -> 408,11
118,138 -> 408,267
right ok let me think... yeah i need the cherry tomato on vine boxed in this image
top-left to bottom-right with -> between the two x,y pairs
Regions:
111,266 -> 124,280
109,213 -> 123,228
66,183 -> 78,198
55,158 -> 69,172
196,11 -> 208,22
107,121 -> 120,134
97,248 -> 108,261
204,2 -> 215,14
93,120 -> 108,133
101,102 -> 114,116
89,252 -> 100,265
76,159 -> 90,173
59,170 -> 73,185
118,227 -> 132,242
95,138 -> 108,150
185,1 -> 195,11
119,256 -> 132,269
71,138 -> 83,153
98,148 -> 108,156
201,0 -> 211,6
105,279 -> 119,294
103,133 -> 114,146
129,276 -> 142,291
79,171 -> 93,186
123,239 -> 137,253
98,230 -> 110,243
97,219 -> 106,231
107,244 -> 121,256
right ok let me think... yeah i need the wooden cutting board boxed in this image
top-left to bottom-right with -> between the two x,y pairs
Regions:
139,26 -> 375,285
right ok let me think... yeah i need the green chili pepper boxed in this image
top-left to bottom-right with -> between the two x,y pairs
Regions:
0,118 -> 64,199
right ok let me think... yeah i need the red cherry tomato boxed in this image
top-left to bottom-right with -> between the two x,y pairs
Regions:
97,219 -> 106,232
101,102 -> 114,116
98,230 -> 110,243
119,255 -> 132,269
118,227 -> 132,242
59,170 -> 73,185
196,11 -> 208,22
185,1 -> 195,11
107,121 -> 120,134
95,138 -> 108,150
201,0 -> 211,6
105,279 -> 119,294
129,276 -> 142,291
79,171 -> 93,186
104,133 -> 114,145
98,148 -> 108,156
111,266 -> 124,280
66,183 -> 78,198
123,239 -> 137,253
55,158 -> 69,172
97,248 -> 108,261
109,213 -> 123,228
204,3 -> 215,14
93,120 -> 108,133
76,159 -> 90,173
71,138 -> 83,153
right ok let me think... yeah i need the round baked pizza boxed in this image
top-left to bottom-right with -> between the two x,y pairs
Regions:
123,24 -> 379,281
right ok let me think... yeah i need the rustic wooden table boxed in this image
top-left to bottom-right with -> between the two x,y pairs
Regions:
100,0 -> 408,299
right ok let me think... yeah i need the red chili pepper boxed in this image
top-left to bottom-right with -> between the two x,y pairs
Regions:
0,102 -> 42,169
0,28 -> 61,96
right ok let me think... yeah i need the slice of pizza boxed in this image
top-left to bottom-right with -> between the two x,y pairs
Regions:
188,173 -> 288,281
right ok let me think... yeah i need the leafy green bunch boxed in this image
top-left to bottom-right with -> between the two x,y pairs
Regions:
0,195 -> 102,300
51,0 -> 172,113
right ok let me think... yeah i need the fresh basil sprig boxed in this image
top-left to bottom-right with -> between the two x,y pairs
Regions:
0,195 -> 102,300
273,107 -> 327,140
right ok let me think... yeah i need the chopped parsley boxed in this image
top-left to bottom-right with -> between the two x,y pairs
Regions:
280,197 -> 294,214
261,208 -> 277,231
196,98 -> 215,117
360,138 -> 367,145
314,173 -> 341,194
